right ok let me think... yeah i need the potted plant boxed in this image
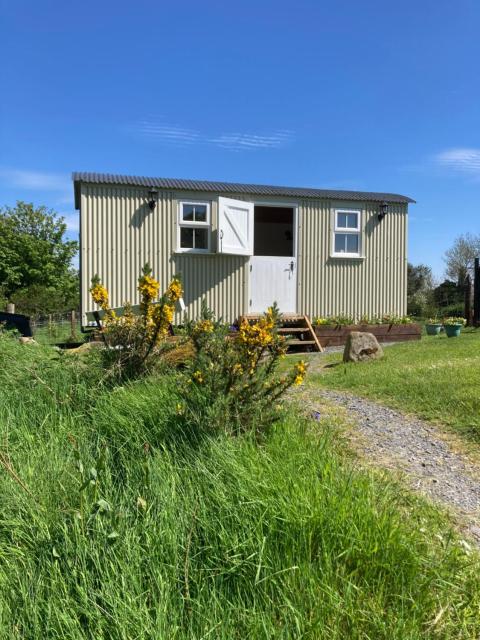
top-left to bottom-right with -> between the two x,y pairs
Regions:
443,317 -> 466,338
425,318 -> 443,336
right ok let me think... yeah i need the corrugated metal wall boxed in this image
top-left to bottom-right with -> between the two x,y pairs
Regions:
79,183 -> 407,324
80,184 -> 248,324
298,200 -> 407,319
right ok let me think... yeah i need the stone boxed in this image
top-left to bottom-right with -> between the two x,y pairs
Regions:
343,331 -> 384,363
18,336 -> 37,345
66,341 -> 103,355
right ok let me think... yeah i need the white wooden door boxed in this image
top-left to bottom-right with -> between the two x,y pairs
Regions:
217,197 -> 254,255
250,256 -> 297,314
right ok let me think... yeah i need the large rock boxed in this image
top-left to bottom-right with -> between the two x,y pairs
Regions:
343,331 -> 384,363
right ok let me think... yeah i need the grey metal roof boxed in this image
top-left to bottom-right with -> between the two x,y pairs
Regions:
72,172 -> 414,207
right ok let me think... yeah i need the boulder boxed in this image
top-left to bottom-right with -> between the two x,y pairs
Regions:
66,341 -> 103,355
343,331 -> 384,363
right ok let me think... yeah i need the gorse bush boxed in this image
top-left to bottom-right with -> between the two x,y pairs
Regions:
90,266 -> 307,434
90,264 -> 183,380
181,303 -> 307,435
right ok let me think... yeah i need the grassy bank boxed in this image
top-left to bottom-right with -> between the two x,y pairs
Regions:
0,335 -> 479,638
312,329 -> 480,441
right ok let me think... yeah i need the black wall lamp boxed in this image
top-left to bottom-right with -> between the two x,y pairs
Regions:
378,201 -> 389,221
147,188 -> 158,211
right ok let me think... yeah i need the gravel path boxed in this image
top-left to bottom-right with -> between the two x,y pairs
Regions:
296,384 -> 480,544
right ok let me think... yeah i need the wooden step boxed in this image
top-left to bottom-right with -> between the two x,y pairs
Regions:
237,313 -> 323,354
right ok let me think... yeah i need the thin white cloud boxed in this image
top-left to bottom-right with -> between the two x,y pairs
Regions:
0,168 -> 70,191
433,148 -> 480,174
136,121 -> 202,145
132,119 -> 294,151
209,130 -> 294,150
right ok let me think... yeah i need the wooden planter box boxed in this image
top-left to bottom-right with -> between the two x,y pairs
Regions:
313,323 -> 422,348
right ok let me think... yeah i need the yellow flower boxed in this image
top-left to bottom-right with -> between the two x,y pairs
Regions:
237,314 -> 275,351
232,363 -> 243,375
193,319 -> 214,335
166,278 -> 183,303
292,360 -> 307,386
192,370 -> 204,384
176,403 -> 184,415
138,273 -> 160,303
103,309 -> 117,325
90,283 -> 109,310
151,302 -> 174,342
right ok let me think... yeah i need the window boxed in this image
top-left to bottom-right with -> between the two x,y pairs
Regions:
332,209 -> 361,257
177,201 -> 211,252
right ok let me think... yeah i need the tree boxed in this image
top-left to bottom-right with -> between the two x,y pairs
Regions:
432,279 -> 464,308
0,201 -> 79,313
407,263 -> 434,316
444,233 -> 480,284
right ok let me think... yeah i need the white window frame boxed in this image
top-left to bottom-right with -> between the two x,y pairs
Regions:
177,200 -> 211,253
332,208 -> 362,258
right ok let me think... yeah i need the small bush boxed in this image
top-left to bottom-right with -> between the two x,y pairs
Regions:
443,316 -> 467,326
439,302 -> 465,318
90,264 -> 183,380
180,303 -> 307,435
313,314 -> 412,326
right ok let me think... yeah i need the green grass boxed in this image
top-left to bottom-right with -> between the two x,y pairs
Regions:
0,334 -> 479,638
311,328 -> 480,441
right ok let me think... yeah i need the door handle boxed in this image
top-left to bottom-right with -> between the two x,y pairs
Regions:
289,260 -> 295,272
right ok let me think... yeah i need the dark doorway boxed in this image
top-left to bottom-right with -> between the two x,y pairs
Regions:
254,206 -> 294,257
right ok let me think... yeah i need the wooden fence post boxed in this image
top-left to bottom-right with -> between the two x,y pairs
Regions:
474,258 -> 480,327
70,310 -> 77,339
464,274 -> 472,326
6,303 -> 15,314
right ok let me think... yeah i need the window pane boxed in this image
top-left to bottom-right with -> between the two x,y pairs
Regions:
194,205 -> 207,222
194,228 -> 208,249
180,227 -> 194,248
182,204 -> 194,221
337,212 -> 347,228
346,212 -> 358,229
334,233 -> 346,253
346,234 -> 359,253
337,212 -> 358,229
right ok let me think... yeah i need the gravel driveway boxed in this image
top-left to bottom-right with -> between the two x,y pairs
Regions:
316,389 -> 480,544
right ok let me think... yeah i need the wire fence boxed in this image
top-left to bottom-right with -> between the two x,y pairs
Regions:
30,311 -> 83,345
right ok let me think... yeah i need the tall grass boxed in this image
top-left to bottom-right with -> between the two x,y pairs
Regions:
0,334 -> 479,638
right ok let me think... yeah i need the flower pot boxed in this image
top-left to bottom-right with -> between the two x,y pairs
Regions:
444,324 -> 463,338
425,323 -> 442,336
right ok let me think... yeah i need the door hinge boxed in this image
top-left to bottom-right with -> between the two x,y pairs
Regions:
249,264 -> 252,272
249,299 -> 252,306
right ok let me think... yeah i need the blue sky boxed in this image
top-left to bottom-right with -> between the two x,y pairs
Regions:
1,0 -> 479,278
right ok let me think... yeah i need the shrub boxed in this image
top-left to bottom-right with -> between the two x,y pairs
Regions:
443,316 -> 467,326
180,303 -> 307,435
439,302 -> 465,318
313,314 -> 412,326
313,314 -> 354,326
9,282 -> 79,316
90,264 -> 183,380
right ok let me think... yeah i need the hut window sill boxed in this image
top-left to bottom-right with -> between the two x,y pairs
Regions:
330,254 -> 366,260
